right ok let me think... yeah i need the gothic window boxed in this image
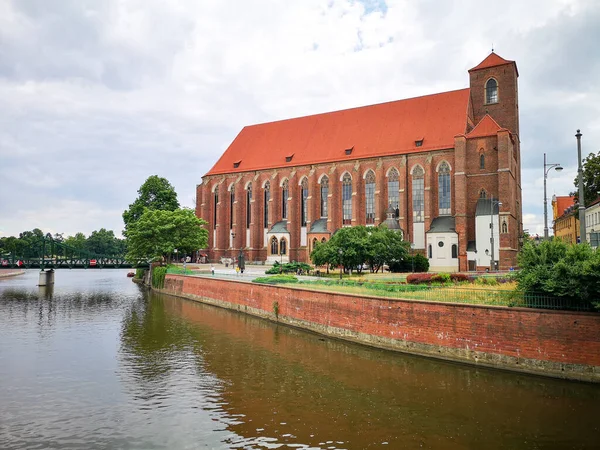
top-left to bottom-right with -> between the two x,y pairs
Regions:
301,178 -> 308,227
213,189 -> 218,230
281,179 -> 289,220
479,189 -> 487,199
312,238 -> 318,252
480,153 -> 485,169
280,238 -> 287,255
229,185 -> 235,230
320,176 -> 329,218
501,218 -> 508,234
246,184 -> 252,228
452,244 -> 458,258
428,244 -> 432,259
486,78 -> 498,104
342,173 -> 352,225
412,166 -> 424,223
270,236 -> 278,255
387,168 -> 399,218
365,170 -> 375,225
321,237 -> 327,243
438,161 -> 451,215
264,181 -> 270,228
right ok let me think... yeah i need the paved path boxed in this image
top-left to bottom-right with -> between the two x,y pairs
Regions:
0,270 -> 26,278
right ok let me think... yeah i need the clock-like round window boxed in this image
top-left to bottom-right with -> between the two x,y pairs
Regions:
438,241 -> 444,248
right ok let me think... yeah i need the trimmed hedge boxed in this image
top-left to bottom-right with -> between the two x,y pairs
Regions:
253,275 -> 299,284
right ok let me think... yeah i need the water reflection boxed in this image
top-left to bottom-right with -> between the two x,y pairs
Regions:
1,270 -> 599,450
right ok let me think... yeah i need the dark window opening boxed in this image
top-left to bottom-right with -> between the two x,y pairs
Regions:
486,78 -> 498,104
428,244 -> 432,259
282,180 -> 289,220
213,191 -> 218,230
280,239 -> 287,255
301,178 -> 308,226
264,182 -> 270,228
320,176 -> 329,218
451,244 -> 458,258
480,153 -> 485,169
246,185 -> 252,228
342,173 -> 352,225
415,140 -> 423,147
229,187 -> 234,230
345,147 -> 353,155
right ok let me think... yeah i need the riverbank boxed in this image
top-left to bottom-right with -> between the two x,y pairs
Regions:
0,270 -> 25,278
157,274 -> 600,383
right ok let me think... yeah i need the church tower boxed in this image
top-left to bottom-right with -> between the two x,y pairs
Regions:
468,52 -> 519,137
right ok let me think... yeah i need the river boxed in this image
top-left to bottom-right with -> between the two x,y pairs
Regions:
1,270 -> 598,449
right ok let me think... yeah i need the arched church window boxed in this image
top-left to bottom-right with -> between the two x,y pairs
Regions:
342,173 -> 352,225
438,161 -> 451,215
428,244 -> 432,259
365,170 -> 376,224
480,153 -> 485,169
312,238 -> 318,252
229,184 -> 235,230
479,189 -> 487,199
280,238 -> 287,255
281,179 -> 289,220
486,78 -> 498,104
452,244 -> 458,259
320,176 -> 329,218
264,181 -> 270,228
301,178 -> 308,226
213,189 -> 219,230
388,168 -> 399,218
270,236 -> 278,255
412,166 -> 424,223
246,184 -> 252,228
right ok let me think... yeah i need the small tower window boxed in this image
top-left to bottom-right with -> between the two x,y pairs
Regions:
479,189 -> 487,199
480,153 -> 485,169
485,78 -> 498,104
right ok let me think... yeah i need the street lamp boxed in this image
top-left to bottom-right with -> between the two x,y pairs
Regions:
576,130 -> 586,242
174,248 -> 178,265
543,153 -> 563,239
489,198 -> 502,272
230,232 -> 236,267
338,248 -> 343,280
410,243 -> 415,273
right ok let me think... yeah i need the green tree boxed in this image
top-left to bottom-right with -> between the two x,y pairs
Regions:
125,208 -> 208,262
123,175 -> 180,230
365,226 -> 409,273
573,151 -> 600,206
517,239 -> 600,309
64,232 -> 87,250
85,228 -> 121,255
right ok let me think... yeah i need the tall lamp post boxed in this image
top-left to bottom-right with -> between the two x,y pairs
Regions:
489,198 -> 502,272
543,153 -> 563,239
410,243 -> 415,273
576,130 -> 585,242
338,248 -> 343,280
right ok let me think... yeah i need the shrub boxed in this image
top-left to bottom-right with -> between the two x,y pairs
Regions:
406,273 -> 434,284
266,261 -> 312,275
449,273 -> 469,282
134,268 -> 145,279
389,254 -> 430,273
253,275 -> 299,284
431,273 -> 451,283
152,266 -> 167,289
475,276 -> 499,286
517,240 -> 600,309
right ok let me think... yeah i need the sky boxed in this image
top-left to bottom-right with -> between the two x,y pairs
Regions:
1,0 -> 599,239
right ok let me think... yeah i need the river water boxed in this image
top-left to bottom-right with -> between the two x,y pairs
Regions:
1,270 -> 599,450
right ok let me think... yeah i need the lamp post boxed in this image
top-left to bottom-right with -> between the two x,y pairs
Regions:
230,232 -> 236,268
338,248 -> 343,280
576,130 -> 586,243
543,153 -> 563,239
410,243 -> 415,273
174,248 -> 178,265
489,198 -> 502,272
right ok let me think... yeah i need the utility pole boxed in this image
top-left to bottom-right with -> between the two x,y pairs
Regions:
576,130 -> 585,243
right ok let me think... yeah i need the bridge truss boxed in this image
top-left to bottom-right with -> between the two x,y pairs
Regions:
1,235 -> 148,270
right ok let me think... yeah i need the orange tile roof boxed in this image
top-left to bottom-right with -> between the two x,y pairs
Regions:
206,88 -> 471,176
469,52 -> 517,74
554,196 -> 576,220
466,114 -> 504,138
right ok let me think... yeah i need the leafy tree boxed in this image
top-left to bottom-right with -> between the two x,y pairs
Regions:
64,232 -> 87,250
365,225 -> 409,273
517,239 -> 600,309
85,228 -> 121,255
573,151 -> 600,206
123,175 -> 180,230
125,208 -> 208,262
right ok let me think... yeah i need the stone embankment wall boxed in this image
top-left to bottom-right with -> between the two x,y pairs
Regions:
160,275 -> 600,382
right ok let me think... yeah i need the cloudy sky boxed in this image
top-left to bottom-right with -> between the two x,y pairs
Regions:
1,0 -> 599,239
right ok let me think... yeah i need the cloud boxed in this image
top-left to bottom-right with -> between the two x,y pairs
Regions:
0,0 -> 599,239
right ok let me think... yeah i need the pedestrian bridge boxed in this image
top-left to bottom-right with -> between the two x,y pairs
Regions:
1,235 -> 148,270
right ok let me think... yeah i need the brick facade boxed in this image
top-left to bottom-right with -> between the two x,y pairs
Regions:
197,53 -> 522,270
162,275 -> 600,382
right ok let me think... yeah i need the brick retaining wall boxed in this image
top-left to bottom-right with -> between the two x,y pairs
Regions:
161,275 -> 600,382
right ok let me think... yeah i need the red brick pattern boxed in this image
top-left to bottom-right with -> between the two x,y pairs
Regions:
164,276 -> 600,372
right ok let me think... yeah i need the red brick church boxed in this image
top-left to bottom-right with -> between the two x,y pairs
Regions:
196,52 -> 522,272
